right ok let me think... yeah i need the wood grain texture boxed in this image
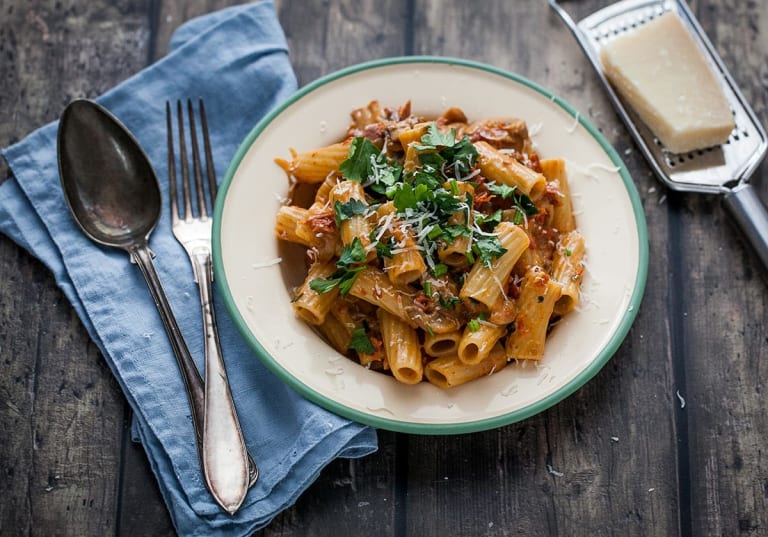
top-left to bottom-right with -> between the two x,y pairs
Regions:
0,2 -> 148,536
1,0 -> 767,536
276,0 -> 411,84
677,2 -> 768,536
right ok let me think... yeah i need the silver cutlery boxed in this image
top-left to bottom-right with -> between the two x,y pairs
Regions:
166,99 -> 255,514
57,98 -> 211,501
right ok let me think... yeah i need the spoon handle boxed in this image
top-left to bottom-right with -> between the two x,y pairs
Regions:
190,251 -> 252,514
129,244 -> 206,458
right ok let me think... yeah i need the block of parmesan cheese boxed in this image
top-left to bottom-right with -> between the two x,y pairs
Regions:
599,12 -> 734,154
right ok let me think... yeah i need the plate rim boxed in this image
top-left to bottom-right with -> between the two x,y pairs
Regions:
213,56 -> 649,435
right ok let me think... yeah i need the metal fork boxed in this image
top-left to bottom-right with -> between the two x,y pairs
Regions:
166,99 -> 256,514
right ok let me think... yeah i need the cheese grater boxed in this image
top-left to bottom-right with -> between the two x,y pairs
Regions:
550,0 -> 768,269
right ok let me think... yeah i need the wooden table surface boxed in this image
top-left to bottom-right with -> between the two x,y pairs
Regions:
2,1 -> 767,535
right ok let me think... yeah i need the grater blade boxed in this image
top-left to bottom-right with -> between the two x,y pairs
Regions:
550,0 -> 767,195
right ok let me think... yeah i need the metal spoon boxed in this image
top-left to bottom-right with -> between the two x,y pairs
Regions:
56,99 -> 256,512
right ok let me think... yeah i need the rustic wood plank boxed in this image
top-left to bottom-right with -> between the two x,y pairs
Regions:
408,1 -> 680,535
0,2 -> 150,536
116,439 -> 176,536
276,0 -> 411,85
677,2 -> 768,536
256,431 -> 398,537
151,0 -> 244,59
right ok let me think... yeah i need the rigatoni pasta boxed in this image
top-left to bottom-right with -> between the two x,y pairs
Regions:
274,101 -> 586,387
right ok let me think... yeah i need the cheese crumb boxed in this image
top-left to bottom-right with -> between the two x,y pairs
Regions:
600,12 -> 734,153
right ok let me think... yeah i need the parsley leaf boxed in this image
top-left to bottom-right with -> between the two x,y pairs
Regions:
472,236 -> 508,267
339,137 -> 402,196
438,294 -> 462,309
349,328 -> 375,354
486,182 -> 538,216
373,235 -> 394,259
334,199 -> 368,226
392,182 -> 434,212
309,238 -> 368,295
432,263 -> 449,277
309,276 -> 342,294
339,137 -> 380,182
337,267 -> 366,295
486,183 -> 518,199
474,209 -> 502,228
309,266 -> 365,296
337,237 -> 367,266
415,122 -> 456,148
414,123 -> 478,178
443,224 -> 472,241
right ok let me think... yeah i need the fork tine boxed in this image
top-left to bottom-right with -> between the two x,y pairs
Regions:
198,99 -> 218,206
176,100 -> 194,222
166,102 -> 180,226
187,99 -> 208,219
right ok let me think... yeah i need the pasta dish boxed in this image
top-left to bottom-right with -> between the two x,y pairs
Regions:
274,101 -> 585,388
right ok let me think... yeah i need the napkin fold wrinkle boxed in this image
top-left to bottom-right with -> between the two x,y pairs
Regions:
0,2 -> 377,536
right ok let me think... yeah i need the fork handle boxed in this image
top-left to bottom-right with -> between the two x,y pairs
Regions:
191,251 -> 251,515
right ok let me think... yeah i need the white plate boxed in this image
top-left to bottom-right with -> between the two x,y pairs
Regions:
213,57 -> 648,434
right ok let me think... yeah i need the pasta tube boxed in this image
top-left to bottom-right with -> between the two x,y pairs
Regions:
292,260 -> 340,325
376,202 -> 427,285
317,313 -> 352,354
475,141 -> 546,199
437,181 -> 474,268
505,266 -> 562,360
460,222 -> 530,309
329,180 -> 375,261
425,343 -> 508,389
551,230 -> 585,315
348,267 -> 417,327
540,158 -> 575,233
378,309 -> 423,384
458,321 -> 506,365
423,330 -> 462,357
396,122 -> 430,148
276,141 -> 350,184
275,205 -> 312,247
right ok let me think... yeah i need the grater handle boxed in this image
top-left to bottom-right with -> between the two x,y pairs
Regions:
723,183 -> 768,270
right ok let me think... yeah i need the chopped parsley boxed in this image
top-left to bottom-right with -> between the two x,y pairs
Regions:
330,123 -> 531,282
309,237 -> 367,295
339,136 -> 402,195
431,263 -> 449,277
413,123 -> 478,178
339,137 -> 380,182
486,182 -> 538,216
334,199 -> 368,226
423,281 -> 432,297
348,328 -> 375,354
438,294 -> 462,309
468,313 -> 488,332
472,236 -> 508,267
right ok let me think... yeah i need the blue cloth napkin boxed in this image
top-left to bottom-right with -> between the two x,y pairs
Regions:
0,3 -> 377,535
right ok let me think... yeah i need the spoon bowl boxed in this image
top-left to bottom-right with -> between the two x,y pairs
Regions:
58,100 -> 160,249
